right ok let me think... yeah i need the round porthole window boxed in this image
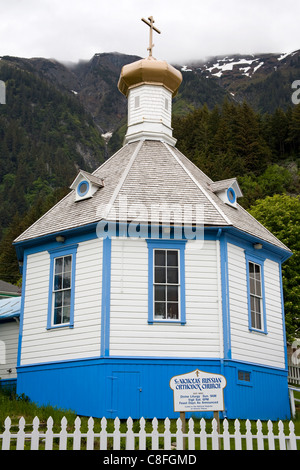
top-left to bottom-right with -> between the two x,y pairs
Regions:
227,187 -> 236,204
77,180 -> 89,197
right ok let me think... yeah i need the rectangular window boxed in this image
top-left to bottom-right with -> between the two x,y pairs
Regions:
47,244 -> 78,329
249,261 -> 262,330
53,255 -> 72,325
154,249 -> 179,320
147,240 -> 186,324
237,369 -> 252,386
245,253 -> 267,334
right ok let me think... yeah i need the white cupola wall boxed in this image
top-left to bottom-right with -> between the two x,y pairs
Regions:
125,84 -> 175,145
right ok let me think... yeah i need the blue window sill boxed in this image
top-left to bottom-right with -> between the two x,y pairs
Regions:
46,324 -> 74,330
148,320 -> 186,325
249,327 -> 267,335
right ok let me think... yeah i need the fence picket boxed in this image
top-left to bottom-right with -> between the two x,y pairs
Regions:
73,416 -> 81,450
45,417 -> 54,450
267,420 -> 275,450
100,417 -> 107,450
16,417 -> 25,450
245,419 -> 253,450
234,419 -> 242,450
30,417 -> 40,450
223,419 -> 230,450
164,418 -> 172,450
200,417 -> 207,450
86,417 -> 94,450
0,415 -> 299,451
126,417 -> 134,450
59,416 -> 68,450
113,417 -> 121,450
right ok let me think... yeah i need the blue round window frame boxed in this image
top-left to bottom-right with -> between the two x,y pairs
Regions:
227,187 -> 236,204
77,180 -> 90,197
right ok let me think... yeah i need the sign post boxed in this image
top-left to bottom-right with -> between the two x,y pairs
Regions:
170,369 -> 227,449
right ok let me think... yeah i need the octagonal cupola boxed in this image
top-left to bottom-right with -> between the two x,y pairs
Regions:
118,17 -> 182,146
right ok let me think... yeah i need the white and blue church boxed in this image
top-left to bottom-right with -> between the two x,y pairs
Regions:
13,26 -> 292,420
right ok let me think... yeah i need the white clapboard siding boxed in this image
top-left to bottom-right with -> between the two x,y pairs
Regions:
228,243 -> 285,369
0,321 -> 19,379
109,238 -> 222,358
20,238 -> 103,365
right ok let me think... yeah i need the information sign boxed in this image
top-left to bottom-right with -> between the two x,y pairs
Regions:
169,369 -> 226,412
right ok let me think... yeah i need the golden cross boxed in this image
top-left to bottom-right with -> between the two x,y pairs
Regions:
141,16 -> 161,57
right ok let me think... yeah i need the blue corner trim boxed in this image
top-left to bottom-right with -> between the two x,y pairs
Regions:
17,254 -> 27,368
146,239 -> 187,325
219,234 -> 231,359
101,237 -> 111,357
279,263 -> 289,369
47,244 -> 78,330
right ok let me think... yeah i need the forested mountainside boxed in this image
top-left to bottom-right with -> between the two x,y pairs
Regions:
0,51 -> 299,340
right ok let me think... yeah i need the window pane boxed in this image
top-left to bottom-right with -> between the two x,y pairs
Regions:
155,267 -> 166,284
155,302 -> 166,319
167,285 -> 178,302
255,280 -> 261,297
167,267 -> 178,284
249,262 -> 254,274
63,272 -> 71,289
55,257 -> 63,274
155,250 -> 165,266
62,306 -> 70,323
54,291 -> 62,308
54,307 -> 62,324
54,273 -> 62,291
256,312 -> 262,330
167,251 -> 178,266
64,256 -> 72,273
63,289 -> 71,307
155,285 -> 165,302
167,303 -> 178,319
250,277 -> 255,294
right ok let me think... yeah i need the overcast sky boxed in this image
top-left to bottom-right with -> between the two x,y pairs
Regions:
0,0 -> 299,64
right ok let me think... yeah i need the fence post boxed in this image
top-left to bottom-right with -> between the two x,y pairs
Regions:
188,417 -> 195,450
267,420 -> 275,450
278,420 -> 286,450
256,420 -> 264,450
222,419 -> 230,450
200,417 -> 207,450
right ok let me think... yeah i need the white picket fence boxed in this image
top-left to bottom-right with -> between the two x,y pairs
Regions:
0,416 -> 299,450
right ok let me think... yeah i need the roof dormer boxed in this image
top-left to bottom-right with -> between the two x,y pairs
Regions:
210,178 -> 243,208
70,170 -> 104,202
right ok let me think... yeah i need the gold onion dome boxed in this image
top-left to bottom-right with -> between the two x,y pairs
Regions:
118,56 -> 182,98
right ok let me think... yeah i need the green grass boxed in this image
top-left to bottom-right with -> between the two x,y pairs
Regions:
0,388 -> 299,450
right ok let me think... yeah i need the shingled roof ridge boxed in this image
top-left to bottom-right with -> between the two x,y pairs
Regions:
163,142 -> 232,226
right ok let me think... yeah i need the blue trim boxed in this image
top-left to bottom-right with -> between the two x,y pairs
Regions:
17,254 -> 27,368
146,239 -> 186,325
219,234 -> 231,359
279,263 -> 289,369
47,244 -> 78,330
77,180 -> 90,197
101,237 -> 111,357
227,188 -> 236,204
245,251 -> 267,334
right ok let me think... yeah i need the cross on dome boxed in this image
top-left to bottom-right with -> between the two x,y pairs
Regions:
141,16 -> 161,57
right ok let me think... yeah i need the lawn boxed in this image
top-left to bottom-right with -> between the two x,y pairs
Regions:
0,387 -> 299,450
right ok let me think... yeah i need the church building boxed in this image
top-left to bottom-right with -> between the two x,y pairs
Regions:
13,18 -> 292,420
